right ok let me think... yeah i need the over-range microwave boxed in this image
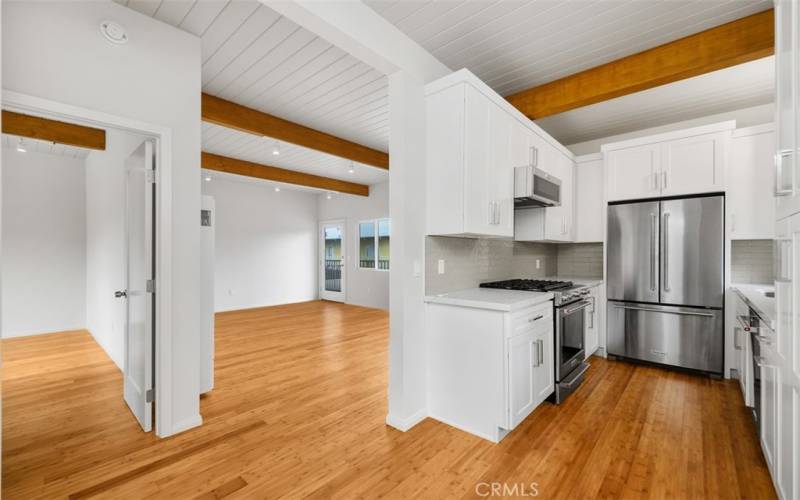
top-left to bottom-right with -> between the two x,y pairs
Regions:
514,165 -> 561,208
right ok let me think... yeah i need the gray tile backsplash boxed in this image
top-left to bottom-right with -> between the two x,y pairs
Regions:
557,243 -> 604,279
425,237 -> 557,295
732,239 -> 774,285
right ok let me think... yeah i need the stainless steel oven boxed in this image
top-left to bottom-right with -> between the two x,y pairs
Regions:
552,296 -> 591,403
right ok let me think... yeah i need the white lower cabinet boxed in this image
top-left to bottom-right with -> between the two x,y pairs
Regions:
427,300 -> 554,442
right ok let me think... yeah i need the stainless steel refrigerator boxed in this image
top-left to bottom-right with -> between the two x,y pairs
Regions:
606,195 -> 724,374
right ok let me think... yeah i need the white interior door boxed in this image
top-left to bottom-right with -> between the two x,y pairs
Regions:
320,221 -> 346,302
122,140 -> 155,432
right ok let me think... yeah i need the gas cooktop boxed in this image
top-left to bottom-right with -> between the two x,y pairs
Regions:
479,279 -> 574,292
480,279 -> 589,306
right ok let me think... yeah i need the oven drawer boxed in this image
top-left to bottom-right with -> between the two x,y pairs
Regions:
607,302 -> 723,373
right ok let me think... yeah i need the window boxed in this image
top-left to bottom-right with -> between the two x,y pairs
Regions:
358,218 -> 390,270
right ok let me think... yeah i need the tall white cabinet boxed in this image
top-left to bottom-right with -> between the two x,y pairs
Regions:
770,3 -> 800,499
728,124 -> 775,239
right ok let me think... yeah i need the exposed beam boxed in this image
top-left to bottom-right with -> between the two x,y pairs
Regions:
506,9 -> 775,119
201,152 -> 369,197
201,93 -> 389,170
2,110 -> 106,150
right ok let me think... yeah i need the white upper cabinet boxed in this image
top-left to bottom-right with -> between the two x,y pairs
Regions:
603,122 -> 733,202
660,131 -> 726,197
606,143 -> 661,202
426,78 -> 516,237
728,125 -> 775,239
574,154 -> 604,242
426,70 -> 574,239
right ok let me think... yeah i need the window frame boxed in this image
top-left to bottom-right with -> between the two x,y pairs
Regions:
357,218 -> 390,272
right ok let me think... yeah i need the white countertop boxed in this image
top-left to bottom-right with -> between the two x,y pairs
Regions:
424,288 -> 553,312
731,283 -> 775,330
543,276 -> 604,287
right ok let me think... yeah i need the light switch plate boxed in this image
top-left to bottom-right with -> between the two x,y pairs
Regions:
536,259 -> 540,269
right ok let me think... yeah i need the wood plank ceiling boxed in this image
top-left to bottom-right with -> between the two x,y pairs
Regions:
113,0 -> 389,190
367,0 -> 774,143
2,134 -> 93,159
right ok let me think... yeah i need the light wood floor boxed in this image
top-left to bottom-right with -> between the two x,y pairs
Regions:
3,300 -> 775,499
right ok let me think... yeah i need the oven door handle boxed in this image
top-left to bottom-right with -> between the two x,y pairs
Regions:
560,299 -> 592,316
611,304 -> 715,318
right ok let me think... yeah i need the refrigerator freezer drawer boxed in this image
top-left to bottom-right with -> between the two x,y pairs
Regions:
607,302 -> 723,374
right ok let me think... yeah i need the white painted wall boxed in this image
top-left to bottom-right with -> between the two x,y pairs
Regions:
566,102 -> 774,155
1,149 -> 86,337
3,1 -> 203,434
317,182 -> 389,310
202,177 -> 318,312
84,129 -> 145,370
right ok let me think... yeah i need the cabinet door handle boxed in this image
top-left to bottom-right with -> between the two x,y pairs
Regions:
775,149 -> 792,197
652,172 -> 657,191
733,327 -> 742,350
532,341 -> 539,367
662,171 -> 667,191
538,340 -> 543,365
533,146 -> 539,168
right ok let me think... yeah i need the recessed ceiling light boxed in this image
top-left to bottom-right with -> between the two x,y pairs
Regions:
204,175 -> 211,182
100,20 -> 129,45
348,162 -> 355,174
272,141 -> 280,156
16,138 -> 26,153
274,186 -> 281,192
326,192 -> 332,199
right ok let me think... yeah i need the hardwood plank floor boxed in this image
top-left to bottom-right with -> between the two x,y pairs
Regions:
2,300 -> 776,499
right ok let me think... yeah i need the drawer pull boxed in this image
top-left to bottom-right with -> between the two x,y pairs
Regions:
528,314 -> 544,323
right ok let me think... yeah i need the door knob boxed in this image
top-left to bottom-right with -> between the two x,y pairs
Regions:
114,290 -> 127,298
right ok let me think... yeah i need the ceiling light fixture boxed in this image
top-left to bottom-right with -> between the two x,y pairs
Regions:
204,175 -> 211,182
274,186 -> 281,192
16,138 -> 26,153
272,141 -> 280,156
348,162 -> 355,174
100,20 -> 129,45
326,192 -> 333,200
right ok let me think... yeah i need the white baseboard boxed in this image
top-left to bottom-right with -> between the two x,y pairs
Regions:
385,408 -> 427,432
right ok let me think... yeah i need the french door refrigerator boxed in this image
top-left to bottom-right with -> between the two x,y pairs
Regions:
606,195 -> 724,374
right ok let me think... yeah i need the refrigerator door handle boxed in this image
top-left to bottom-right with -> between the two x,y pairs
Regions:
650,213 -> 657,291
611,303 -> 715,318
662,211 -> 670,292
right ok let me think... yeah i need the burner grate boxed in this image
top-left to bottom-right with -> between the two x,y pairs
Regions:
479,279 -> 574,292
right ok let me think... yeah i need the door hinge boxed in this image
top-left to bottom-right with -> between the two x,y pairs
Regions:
146,170 -> 156,183
145,388 -> 155,403
146,279 -> 156,293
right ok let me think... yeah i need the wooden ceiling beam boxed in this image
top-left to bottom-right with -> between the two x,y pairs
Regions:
2,110 -> 106,150
201,94 -> 389,170
506,9 -> 775,120
202,152 -> 370,197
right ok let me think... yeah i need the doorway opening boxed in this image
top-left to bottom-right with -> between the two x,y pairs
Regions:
1,105 -> 163,438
